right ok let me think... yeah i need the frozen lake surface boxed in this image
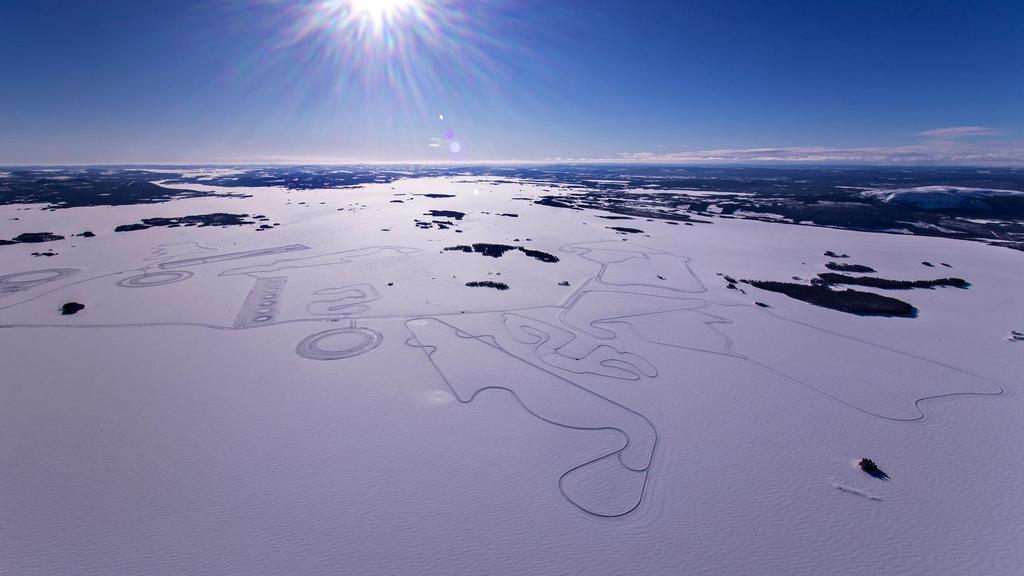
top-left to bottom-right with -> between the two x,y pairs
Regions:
1,172 -> 1022,575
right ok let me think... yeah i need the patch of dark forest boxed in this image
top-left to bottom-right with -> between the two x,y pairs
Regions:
0,232 -> 64,245
424,210 -> 465,220
814,273 -> 968,290
518,166 -> 1024,251
825,262 -> 876,273
0,169 -> 250,208
465,280 -> 510,290
7,166 -> 1024,251
745,281 -> 918,317
415,219 -> 459,230
114,213 -> 269,232
444,243 -> 559,263
742,269 -> 970,316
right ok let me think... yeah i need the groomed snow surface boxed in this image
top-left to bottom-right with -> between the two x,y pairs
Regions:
2,176 -> 1023,575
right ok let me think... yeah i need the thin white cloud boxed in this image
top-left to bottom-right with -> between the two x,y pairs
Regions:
611,144 -> 1024,164
609,129 -> 1023,165
916,126 -> 1002,139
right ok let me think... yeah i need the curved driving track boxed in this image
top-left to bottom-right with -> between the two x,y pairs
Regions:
296,326 -> 383,360
0,268 -> 79,294
0,225 -> 1009,521
405,316 -> 657,518
117,270 -> 194,288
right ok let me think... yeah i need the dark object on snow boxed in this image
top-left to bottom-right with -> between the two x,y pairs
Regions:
815,272 -> 969,290
466,280 -> 509,290
424,210 -> 465,220
922,261 -> 934,267
61,302 -> 85,315
534,196 -> 582,210
558,281 -> 570,286
755,301 -> 770,308
115,213 -> 256,233
7,232 -> 65,244
518,246 -> 559,263
444,243 -> 559,263
859,458 -> 889,480
825,262 -> 876,273
115,223 -> 151,232
76,231 -> 95,237
445,243 -> 514,257
746,280 -> 917,317
824,251 -> 849,258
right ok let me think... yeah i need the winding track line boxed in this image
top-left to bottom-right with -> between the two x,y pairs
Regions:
0,220 -> 1012,517
404,317 -> 657,518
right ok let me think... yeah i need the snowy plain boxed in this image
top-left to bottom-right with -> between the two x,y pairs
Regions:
1,175 -> 1022,575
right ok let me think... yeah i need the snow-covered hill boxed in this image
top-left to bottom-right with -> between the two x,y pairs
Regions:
861,185 -> 1024,209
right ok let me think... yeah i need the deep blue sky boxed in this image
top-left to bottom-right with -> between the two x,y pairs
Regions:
1,0 -> 1022,164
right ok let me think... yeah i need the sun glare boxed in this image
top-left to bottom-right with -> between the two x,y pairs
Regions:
319,0 -> 423,35
281,0 -> 511,144
348,0 -> 419,26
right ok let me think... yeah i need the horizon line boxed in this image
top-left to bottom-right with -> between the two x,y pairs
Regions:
3,160 -> 1023,169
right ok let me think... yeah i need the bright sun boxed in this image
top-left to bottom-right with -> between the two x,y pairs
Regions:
290,0 -> 490,101
346,0 -> 420,27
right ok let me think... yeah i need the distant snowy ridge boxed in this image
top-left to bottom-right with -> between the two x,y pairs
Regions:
861,186 -> 1024,209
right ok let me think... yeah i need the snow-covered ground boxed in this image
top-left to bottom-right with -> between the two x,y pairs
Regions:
2,176 -> 1022,575
861,185 -> 1024,208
